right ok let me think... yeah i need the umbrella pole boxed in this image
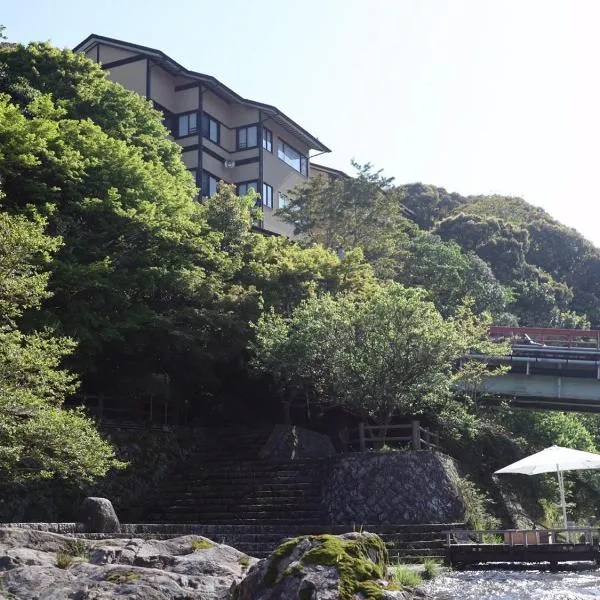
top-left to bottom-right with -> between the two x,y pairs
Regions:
557,465 -> 568,532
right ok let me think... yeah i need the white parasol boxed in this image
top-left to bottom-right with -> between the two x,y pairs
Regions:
495,445 -> 600,529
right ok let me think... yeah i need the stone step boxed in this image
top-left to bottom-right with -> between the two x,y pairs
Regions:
144,515 -> 328,525
160,480 -> 321,488
164,495 -> 322,506
168,470 -> 322,480
169,490 -> 322,500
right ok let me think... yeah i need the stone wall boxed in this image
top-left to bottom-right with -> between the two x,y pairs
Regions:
322,451 -> 466,525
0,426 -> 210,523
258,424 -> 335,462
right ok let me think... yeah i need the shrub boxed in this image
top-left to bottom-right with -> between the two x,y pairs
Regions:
421,558 -> 441,580
388,563 -> 422,588
56,553 -> 73,569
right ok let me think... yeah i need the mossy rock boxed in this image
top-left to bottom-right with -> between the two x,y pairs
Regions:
105,570 -> 140,584
191,538 -> 214,551
301,534 -> 387,599
238,532 -> 392,600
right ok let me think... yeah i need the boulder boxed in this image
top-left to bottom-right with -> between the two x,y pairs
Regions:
233,531 -> 412,599
259,424 -> 336,462
78,497 -> 121,533
0,528 -> 255,599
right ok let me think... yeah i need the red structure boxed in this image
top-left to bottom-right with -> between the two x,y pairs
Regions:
490,326 -> 600,349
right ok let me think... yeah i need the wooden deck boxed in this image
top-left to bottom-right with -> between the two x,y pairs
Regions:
446,528 -> 600,569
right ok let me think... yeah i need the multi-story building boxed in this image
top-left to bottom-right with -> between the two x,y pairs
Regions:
74,34 -> 330,236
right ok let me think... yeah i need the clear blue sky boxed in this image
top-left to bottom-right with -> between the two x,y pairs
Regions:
5,0 -> 600,244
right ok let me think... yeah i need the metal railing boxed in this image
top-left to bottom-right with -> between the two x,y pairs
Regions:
348,420 -> 440,452
446,527 -> 598,547
490,326 -> 600,349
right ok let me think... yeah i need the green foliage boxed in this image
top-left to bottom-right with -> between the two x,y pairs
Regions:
0,207 -> 120,484
301,534 -> 387,600
250,283 -> 507,423
278,161 -> 405,270
396,232 -> 508,317
191,538 -> 214,551
67,538 -> 87,558
451,473 -> 500,531
0,43 -> 265,416
421,558 -> 441,580
105,570 -> 140,584
264,537 -> 301,586
265,534 -> 389,599
388,563 -> 423,588
56,552 -> 73,569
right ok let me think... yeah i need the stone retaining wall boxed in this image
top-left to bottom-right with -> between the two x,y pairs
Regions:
322,451 -> 466,525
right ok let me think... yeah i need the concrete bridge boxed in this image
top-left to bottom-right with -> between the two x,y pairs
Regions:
469,326 -> 600,412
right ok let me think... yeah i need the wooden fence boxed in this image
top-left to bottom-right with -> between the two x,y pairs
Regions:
348,420 -> 440,452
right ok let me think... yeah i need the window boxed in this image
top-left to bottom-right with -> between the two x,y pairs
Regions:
277,140 -> 308,175
237,181 -> 258,196
237,125 -> 258,150
188,168 -> 197,183
278,192 -> 289,209
201,171 -> 218,197
262,183 -> 273,208
262,127 -> 273,152
178,112 -> 197,137
201,113 -> 220,144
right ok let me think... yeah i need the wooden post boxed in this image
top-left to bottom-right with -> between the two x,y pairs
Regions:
358,422 -> 366,452
423,428 -> 430,450
412,420 -> 421,450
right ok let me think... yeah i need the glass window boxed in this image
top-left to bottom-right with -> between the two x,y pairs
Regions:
237,181 -> 258,196
201,171 -> 218,197
262,127 -> 273,152
277,140 -> 308,175
238,125 -> 258,150
278,192 -> 289,209
262,183 -> 273,208
201,113 -> 220,144
178,112 -> 197,137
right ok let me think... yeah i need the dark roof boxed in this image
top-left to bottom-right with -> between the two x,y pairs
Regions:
74,34 -> 330,153
310,162 -> 350,179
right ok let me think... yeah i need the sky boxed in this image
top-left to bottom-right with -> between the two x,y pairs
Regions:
4,0 -> 600,244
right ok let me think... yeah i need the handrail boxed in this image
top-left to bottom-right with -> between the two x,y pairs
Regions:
490,326 -> 600,349
347,420 -> 440,452
445,527 -> 598,547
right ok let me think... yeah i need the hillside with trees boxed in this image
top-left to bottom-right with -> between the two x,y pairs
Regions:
2,37 -> 600,527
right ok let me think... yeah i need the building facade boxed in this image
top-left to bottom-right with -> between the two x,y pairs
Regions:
74,34 -> 330,236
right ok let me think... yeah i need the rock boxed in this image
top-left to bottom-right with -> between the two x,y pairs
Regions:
0,527 -> 256,599
233,531 -> 411,600
78,497 -> 121,533
259,424 -> 336,462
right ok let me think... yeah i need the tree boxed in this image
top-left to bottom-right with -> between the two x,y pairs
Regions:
250,283 -> 507,429
0,44 -> 258,416
395,231 -> 508,318
0,208 -> 120,483
277,162 -> 406,274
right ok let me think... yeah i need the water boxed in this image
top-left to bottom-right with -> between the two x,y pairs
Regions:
421,569 -> 600,599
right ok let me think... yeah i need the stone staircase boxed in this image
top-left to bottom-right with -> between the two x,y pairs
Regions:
131,427 -> 462,561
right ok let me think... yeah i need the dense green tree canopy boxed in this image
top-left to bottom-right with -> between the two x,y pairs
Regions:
0,208 -> 120,483
250,283 -> 506,425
